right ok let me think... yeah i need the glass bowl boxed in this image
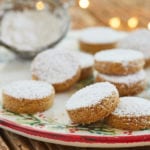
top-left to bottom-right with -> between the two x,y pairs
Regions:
0,0 -> 71,58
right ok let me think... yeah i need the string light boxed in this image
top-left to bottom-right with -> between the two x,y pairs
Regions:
109,17 -> 121,29
148,22 -> 150,30
79,0 -> 90,9
36,1 -> 45,10
128,17 -> 138,28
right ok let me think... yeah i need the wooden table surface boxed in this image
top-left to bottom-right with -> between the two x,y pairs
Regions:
0,0 -> 150,149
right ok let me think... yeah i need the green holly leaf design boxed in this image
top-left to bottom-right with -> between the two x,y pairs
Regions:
66,122 -> 117,135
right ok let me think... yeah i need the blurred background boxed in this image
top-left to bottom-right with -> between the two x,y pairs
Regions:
0,0 -> 150,59
69,0 -> 150,31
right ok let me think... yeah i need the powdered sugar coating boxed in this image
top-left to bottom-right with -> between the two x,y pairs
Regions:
95,49 -> 144,63
97,70 -> 146,85
66,82 -> 119,110
54,49 -> 94,69
0,10 -> 61,51
117,29 -> 150,59
3,80 -> 54,100
80,27 -> 127,44
112,97 -> 150,117
31,49 -> 80,84
71,51 -> 94,69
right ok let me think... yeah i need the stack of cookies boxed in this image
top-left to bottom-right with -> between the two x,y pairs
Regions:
94,48 -> 146,96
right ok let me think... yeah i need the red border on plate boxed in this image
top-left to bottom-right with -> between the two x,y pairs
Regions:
0,118 -> 150,144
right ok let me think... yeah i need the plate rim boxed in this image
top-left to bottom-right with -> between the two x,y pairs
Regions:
1,125 -> 150,148
1,117 -> 150,147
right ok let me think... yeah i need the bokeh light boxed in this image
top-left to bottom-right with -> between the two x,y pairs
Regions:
36,1 -> 45,10
128,17 -> 139,28
79,0 -> 90,9
148,22 -> 150,30
109,17 -> 121,29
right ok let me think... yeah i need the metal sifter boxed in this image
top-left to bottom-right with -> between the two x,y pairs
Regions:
0,0 -> 72,58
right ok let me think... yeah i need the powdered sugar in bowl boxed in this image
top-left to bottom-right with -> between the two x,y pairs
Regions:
0,0 -> 71,58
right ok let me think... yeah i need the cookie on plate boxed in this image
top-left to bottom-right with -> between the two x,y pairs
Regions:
117,29 -> 150,67
31,49 -> 81,92
66,82 -> 119,124
94,49 -> 145,75
79,27 -> 127,54
107,97 -> 150,130
3,80 -> 55,114
71,51 -> 94,80
96,70 -> 146,96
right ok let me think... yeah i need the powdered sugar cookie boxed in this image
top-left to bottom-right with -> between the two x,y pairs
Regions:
117,29 -> 150,67
66,82 -> 119,124
94,49 -> 145,75
79,27 -> 127,54
96,70 -> 146,96
3,80 -> 55,114
31,49 -> 81,92
107,97 -> 150,130
71,51 -> 94,80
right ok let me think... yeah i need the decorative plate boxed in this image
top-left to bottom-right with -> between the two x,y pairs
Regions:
0,31 -> 150,148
